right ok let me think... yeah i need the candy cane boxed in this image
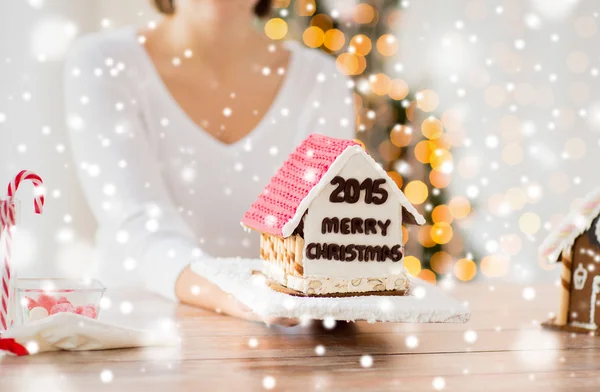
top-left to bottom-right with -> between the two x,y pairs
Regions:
0,170 -> 44,331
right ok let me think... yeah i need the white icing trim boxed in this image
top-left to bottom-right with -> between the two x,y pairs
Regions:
539,187 -> 600,263
281,146 -> 425,237
570,321 -> 598,330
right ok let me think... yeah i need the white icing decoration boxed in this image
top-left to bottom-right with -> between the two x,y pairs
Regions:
571,275 -> 600,330
280,145 -> 425,238
539,187 -> 600,263
574,263 -> 589,290
303,152 -> 405,279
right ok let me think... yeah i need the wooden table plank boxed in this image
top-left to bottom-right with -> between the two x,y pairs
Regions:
2,282 -> 594,392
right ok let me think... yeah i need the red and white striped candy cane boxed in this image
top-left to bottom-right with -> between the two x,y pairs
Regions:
0,170 -> 44,331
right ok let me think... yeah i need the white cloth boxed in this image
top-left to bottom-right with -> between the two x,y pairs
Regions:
0,313 -> 180,355
191,258 -> 471,323
64,27 -> 355,301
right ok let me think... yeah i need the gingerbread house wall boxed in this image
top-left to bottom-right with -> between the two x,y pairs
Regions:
260,233 -> 305,277
568,230 -> 600,328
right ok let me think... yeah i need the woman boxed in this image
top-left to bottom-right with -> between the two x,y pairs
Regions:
64,0 -> 355,324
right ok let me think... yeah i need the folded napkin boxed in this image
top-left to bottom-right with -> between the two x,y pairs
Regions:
0,312 -> 180,356
191,257 -> 471,324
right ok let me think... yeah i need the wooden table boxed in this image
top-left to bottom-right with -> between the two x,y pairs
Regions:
1,283 -> 600,391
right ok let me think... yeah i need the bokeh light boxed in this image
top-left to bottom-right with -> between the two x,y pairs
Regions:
324,29 -> 345,51
370,73 -> 391,96
418,269 -> 436,284
414,141 -> 435,163
432,205 -> 453,224
429,171 -> 451,188
454,258 -> 477,281
336,52 -> 359,75
481,255 -> 510,277
349,34 -> 372,56
388,79 -> 409,100
430,222 -> 453,244
303,26 -> 324,48
449,197 -> 471,219
421,117 -> 443,140
405,180 -> 428,205
416,89 -> 439,112
418,225 -> 436,247
353,3 -> 376,24
264,18 -> 288,40
376,34 -> 398,56
404,255 -> 421,276
431,251 -> 453,274
295,0 -> 316,16
387,171 -> 403,189
390,124 -> 412,147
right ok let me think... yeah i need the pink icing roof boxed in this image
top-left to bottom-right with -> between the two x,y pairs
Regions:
241,134 -> 359,237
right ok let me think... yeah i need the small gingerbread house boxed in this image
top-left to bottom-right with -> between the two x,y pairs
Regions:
540,188 -> 600,333
241,134 -> 425,296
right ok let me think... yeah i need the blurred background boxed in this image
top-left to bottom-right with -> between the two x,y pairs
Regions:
2,0 -> 598,285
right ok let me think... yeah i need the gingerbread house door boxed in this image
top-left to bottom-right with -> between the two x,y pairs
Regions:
568,232 -> 600,329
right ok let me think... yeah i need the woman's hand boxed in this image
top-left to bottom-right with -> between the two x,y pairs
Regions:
175,266 -> 299,327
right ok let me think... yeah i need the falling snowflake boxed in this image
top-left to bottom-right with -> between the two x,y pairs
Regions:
360,355 -> 373,368
523,287 -> 536,301
248,338 -> 259,348
303,168 -> 318,183
315,345 -> 326,356
93,370 -> 115,387
262,376 -> 276,390
432,377 -> 446,390
119,301 -> 133,315
463,329 -> 478,344
322,317 -> 336,329
264,215 -> 278,227
405,335 -> 419,348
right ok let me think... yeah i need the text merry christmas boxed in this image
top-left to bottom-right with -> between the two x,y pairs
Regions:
305,176 -> 403,263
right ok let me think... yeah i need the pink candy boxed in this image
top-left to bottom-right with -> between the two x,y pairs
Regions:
50,303 -> 76,315
36,294 -> 58,313
29,294 -> 98,319
76,305 -> 97,319
24,296 -> 39,311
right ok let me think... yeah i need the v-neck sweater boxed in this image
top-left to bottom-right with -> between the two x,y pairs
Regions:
64,27 -> 355,300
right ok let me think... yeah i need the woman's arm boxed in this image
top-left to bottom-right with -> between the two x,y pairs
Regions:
64,35 -> 295,325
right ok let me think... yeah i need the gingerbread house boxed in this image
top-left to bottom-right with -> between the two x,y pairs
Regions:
540,188 -> 600,333
241,134 -> 425,297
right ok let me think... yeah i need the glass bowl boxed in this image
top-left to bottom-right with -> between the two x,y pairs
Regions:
13,278 -> 105,326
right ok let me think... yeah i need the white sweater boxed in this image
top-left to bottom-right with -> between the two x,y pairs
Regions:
64,27 -> 355,300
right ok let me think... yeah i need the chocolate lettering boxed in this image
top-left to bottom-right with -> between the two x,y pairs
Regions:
345,244 -> 357,261
329,176 -> 345,203
365,219 -> 377,235
344,178 -> 360,203
372,178 -> 388,205
306,243 -> 317,260
329,244 -> 340,260
351,217 -> 364,234
360,178 -> 373,204
307,243 -> 403,262
321,217 -> 339,234
340,218 -> 351,235
381,246 -> 391,261
377,219 -> 392,236
355,245 -> 366,261
391,245 -> 403,261
365,246 -> 382,261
